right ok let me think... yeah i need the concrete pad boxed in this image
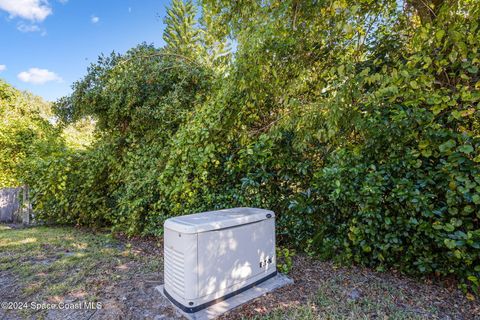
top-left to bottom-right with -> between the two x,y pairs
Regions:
156,273 -> 293,320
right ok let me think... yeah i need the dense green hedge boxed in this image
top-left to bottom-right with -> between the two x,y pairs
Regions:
18,0 -> 480,293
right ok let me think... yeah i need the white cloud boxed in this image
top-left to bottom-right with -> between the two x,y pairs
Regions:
17,22 -> 40,32
0,0 -> 52,22
17,68 -> 62,85
91,15 -> 99,24
0,65 -> 6,72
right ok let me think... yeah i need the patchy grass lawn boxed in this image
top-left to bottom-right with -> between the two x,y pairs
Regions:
0,225 -> 170,319
1,225 -> 147,297
0,225 -> 479,320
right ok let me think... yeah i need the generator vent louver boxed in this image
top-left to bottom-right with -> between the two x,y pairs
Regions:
164,245 -> 185,296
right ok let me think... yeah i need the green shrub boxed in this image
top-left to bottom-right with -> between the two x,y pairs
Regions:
276,247 -> 295,274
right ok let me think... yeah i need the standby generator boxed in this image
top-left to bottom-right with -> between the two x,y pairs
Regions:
163,207 -> 277,313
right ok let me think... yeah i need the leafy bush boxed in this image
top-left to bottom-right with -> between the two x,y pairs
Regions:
276,247 -> 295,274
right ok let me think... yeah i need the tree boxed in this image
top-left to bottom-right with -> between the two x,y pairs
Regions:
0,80 -> 63,188
163,0 -> 201,57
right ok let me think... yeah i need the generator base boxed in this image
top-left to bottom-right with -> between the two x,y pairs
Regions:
156,273 -> 293,320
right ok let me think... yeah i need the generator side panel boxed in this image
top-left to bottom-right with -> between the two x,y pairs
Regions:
197,218 -> 276,298
164,228 -> 198,303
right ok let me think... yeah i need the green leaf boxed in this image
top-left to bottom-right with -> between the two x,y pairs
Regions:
421,149 -> 432,157
467,66 -> 478,74
449,51 -> 458,63
435,29 -> 445,41
362,245 -> 372,253
443,223 -> 455,232
431,104 -> 446,115
432,223 -> 444,230
472,194 -> 480,204
451,110 -> 462,120
444,239 -> 456,249
467,276 -> 479,285
457,145 -> 474,154
439,140 -> 456,153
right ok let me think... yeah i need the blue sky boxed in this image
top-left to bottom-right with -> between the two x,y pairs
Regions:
0,0 -> 170,101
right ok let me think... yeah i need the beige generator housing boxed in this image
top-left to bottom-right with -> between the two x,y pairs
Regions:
163,207 -> 276,313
